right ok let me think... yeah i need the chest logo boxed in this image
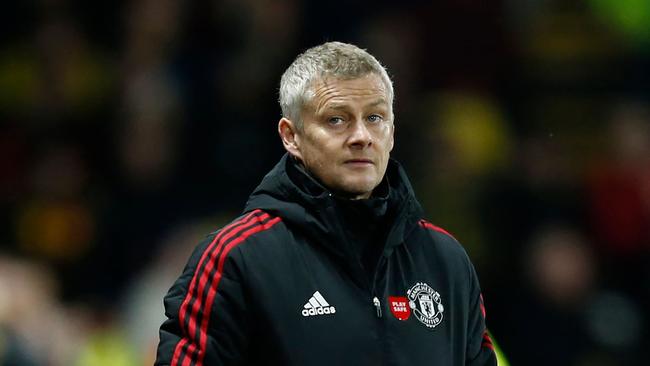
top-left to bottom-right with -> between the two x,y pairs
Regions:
407,282 -> 444,329
302,291 -> 336,317
389,296 -> 411,320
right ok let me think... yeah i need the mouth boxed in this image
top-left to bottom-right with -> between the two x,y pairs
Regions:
344,159 -> 374,166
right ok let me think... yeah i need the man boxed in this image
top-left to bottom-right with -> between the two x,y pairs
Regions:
156,42 -> 496,366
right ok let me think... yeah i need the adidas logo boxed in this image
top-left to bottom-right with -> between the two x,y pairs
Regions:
301,291 -> 336,317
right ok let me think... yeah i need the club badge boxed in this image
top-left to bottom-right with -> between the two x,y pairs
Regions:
407,282 -> 444,329
388,296 -> 411,320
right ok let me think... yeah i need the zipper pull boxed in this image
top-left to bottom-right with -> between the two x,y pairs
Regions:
373,297 -> 382,318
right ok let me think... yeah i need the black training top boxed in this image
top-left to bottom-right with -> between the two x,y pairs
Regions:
156,154 -> 496,366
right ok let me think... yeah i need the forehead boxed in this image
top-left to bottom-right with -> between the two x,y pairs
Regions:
306,73 -> 390,110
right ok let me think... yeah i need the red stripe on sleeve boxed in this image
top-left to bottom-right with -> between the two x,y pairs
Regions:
181,343 -> 196,366
482,331 -> 494,351
181,212 -> 272,366
482,342 -> 495,351
479,294 -> 486,319
187,213 -> 270,343
196,216 -> 282,366
171,210 -> 262,366
418,219 -> 457,240
170,339 -> 186,366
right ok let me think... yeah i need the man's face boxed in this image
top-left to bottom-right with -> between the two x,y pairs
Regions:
284,73 -> 394,199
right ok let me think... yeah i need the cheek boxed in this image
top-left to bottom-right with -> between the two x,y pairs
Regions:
379,130 -> 394,156
301,134 -> 330,169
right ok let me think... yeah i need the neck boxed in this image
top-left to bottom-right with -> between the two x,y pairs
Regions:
290,158 -> 387,200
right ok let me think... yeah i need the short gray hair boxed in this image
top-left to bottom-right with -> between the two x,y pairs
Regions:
279,42 -> 394,127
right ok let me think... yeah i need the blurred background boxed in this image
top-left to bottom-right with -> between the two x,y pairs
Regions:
1,0 -> 649,365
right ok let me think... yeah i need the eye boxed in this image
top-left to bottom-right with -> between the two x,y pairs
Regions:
328,116 -> 344,125
367,114 -> 383,123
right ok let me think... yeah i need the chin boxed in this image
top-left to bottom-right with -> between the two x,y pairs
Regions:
340,181 -> 377,197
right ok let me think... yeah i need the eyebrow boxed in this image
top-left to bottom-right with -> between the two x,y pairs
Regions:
325,104 -> 349,111
367,98 -> 389,108
324,98 -> 389,111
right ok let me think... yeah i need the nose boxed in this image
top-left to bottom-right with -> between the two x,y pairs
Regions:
348,119 -> 372,149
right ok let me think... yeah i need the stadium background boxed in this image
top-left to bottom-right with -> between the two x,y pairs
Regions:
1,0 -> 649,365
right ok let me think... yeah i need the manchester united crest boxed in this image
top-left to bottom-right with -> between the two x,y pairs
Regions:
407,282 -> 444,329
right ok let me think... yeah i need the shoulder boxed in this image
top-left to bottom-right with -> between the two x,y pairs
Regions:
417,219 -> 458,242
187,210 -> 284,277
215,209 -> 283,243
413,218 -> 473,270
416,219 -> 461,250
195,209 -> 282,251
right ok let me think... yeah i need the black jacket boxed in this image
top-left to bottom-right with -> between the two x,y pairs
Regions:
156,154 -> 496,366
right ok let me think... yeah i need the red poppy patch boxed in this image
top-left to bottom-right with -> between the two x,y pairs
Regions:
388,296 -> 411,321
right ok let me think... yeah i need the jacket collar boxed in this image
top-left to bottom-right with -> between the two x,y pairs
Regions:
244,153 -> 423,261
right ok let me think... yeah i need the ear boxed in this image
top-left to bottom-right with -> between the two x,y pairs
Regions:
278,117 -> 303,160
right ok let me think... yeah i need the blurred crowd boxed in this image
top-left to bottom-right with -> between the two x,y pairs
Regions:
1,0 -> 649,365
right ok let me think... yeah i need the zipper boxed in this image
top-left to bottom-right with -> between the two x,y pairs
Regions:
369,252 -> 387,317
367,198 -> 407,320
325,194 -> 388,319
371,259 -> 386,366
373,296 -> 382,318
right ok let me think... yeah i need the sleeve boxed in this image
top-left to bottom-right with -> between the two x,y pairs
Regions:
465,263 -> 497,366
155,232 -> 251,366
